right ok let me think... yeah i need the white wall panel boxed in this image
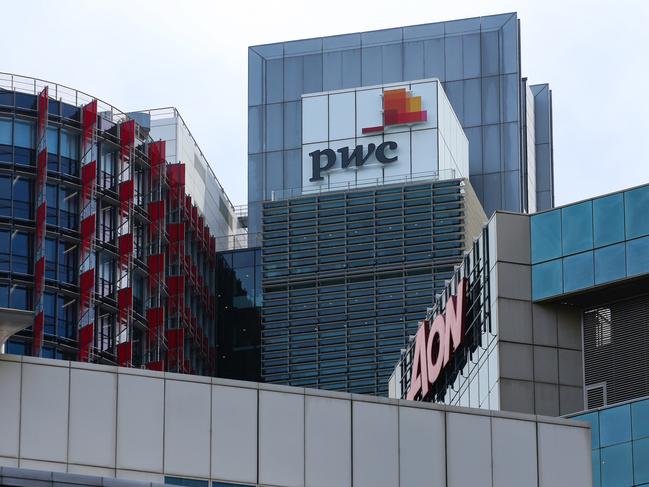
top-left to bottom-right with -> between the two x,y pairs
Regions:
446,412 -> 492,487
116,469 -> 165,482
116,374 -> 164,472
329,92 -> 355,141
20,363 -> 69,463
538,423 -> 592,487
491,418 -> 537,487
352,401 -> 398,487
164,379 -> 211,478
0,456 -> 18,467
18,459 -> 67,472
383,131 -> 410,182
355,88 -> 383,137
211,385 -> 257,485
302,96 -> 328,144
67,465 -> 116,477
68,368 -> 117,468
410,80 -> 438,129
0,360 -> 21,458
259,390 -> 304,487
399,406 -> 446,487
305,395 -> 351,487
411,128 -> 438,176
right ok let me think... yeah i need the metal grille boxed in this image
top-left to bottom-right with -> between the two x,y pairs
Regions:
583,293 -> 649,408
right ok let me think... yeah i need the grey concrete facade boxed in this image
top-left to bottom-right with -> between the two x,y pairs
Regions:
488,212 -> 584,415
0,354 -> 591,487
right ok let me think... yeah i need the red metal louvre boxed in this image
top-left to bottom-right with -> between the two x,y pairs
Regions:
146,361 -> 164,371
166,328 -> 185,371
148,201 -> 165,238
34,257 -> 45,300
118,180 -> 134,216
117,341 -> 132,367
148,140 -> 166,184
148,254 -> 165,289
167,276 -> 185,315
36,150 -> 47,187
81,161 -> 97,203
79,269 -> 95,315
80,215 -> 96,252
146,307 -> 164,346
36,202 -> 46,243
82,100 -> 98,142
119,119 -> 135,159
167,164 -> 185,205
117,287 -> 133,315
78,323 -> 94,362
118,233 -> 133,267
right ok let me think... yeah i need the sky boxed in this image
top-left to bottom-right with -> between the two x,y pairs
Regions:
2,0 -> 648,207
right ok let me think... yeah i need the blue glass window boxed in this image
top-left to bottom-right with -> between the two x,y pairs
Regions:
600,404 -> 631,447
14,177 -> 32,220
532,259 -> 562,300
625,186 -> 649,239
594,243 -> 626,285
563,251 -> 594,293
626,236 -> 649,277
593,193 -> 624,248
57,295 -> 75,339
14,120 -> 35,148
562,201 -> 593,255
164,477 -> 208,487
213,483 -> 254,487
531,210 -> 561,264
634,438 -> 649,485
12,232 -> 30,274
10,286 -> 29,310
44,292 -> 56,335
632,398 -> 649,440
0,117 -> 11,145
601,442 -> 633,487
0,230 -> 9,271
0,176 -> 9,216
45,238 -> 57,279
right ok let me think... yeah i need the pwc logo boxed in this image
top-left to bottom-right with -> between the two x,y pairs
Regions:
362,87 -> 428,134
406,278 -> 467,401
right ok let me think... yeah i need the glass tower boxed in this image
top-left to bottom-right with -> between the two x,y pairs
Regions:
248,12 -> 555,237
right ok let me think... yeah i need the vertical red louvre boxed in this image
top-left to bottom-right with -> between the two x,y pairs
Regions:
117,341 -> 132,367
146,307 -> 164,346
148,254 -> 165,289
77,99 -> 98,361
148,201 -> 165,238
32,87 -> 48,357
148,140 -> 166,184
118,233 -> 133,267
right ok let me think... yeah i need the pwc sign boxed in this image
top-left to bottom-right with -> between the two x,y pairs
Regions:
406,278 -> 468,401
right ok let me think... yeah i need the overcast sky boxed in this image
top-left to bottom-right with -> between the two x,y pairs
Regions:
3,0 -> 648,207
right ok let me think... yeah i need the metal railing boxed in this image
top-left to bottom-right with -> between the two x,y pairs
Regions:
271,169 -> 457,201
0,72 -> 129,125
214,232 -> 261,251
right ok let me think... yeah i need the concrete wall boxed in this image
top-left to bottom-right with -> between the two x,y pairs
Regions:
488,212 -> 584,416
0,354 -> 592,487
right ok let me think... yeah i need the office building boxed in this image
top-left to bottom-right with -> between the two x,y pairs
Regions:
0,73 -> 241,375
248,12 -> 555,243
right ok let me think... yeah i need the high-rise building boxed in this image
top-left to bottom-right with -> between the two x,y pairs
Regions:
248,12 -> 555,242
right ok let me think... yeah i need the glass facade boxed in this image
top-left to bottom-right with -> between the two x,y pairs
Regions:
261,179 -> 473,395
574,397 -> 649,487
215,248 -> 262,382
531,184 -> 649,300
248,13 -> 555,237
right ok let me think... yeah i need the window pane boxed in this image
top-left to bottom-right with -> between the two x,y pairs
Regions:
563,251 -> 594,293
303,53 -> 323,94
531,209 -> 562,264
283,101 -> 301,150
626,236 -> 649,277
283,55 -> 303,102
562,201 -> 593,255
14,120 -> 35,148
265,103 -> 283,152
593,193 -> 624,248
625,186 -> 649,239
361,46 -> 381,85
532,259 -> 562,300
13,177 -> 32,220
0,117 -> 11,145
0,177 -> 9,216
634,438 -> 649,484
594,243 -> 625,285
601,442 -> 633,487
600,404 -> 632,447
266,58 -> 284,104
632,399 -> 649,440
248,105 -> 262,154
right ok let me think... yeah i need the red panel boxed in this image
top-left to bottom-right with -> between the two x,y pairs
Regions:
118,180 -> 134,215
82,100 -> 98,143
118,233 -> 133,267
117,341 -> 132,367
120,119 -> 135,159
147,307 -> 164,346
79,269 -> 95,314
78,323 -> 94,362
37,87 -> 49,134
148,200 -> 166,238
32,312 -> 44,357
166,164 -> 185,206
147,254 -> 165,289
167,223 -> 185,242
145,360 -> 164,372
148,140 -> 166,184
34,257 -> 45,299
36,150 -> 47,187
191,206 -> 198,230
80,215 -> 96,252
117,287 -> 133,321
165,328 -> 185,371
36,203 -> 46,243
167,276 -> 185,315
81,160 -> 97,203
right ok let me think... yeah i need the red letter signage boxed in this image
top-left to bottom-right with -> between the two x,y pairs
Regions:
406,278 -> 467,401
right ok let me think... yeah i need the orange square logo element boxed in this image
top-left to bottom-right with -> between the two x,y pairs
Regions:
362,88 -> 428,134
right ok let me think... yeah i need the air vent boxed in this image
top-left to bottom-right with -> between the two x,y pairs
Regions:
586,383 -> 606,409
